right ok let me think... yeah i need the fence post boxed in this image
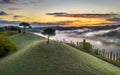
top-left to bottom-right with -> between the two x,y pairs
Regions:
110,51 -> 112,60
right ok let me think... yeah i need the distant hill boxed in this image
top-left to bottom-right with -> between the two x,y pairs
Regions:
29,25 -> 120,33
0,33 -> 120,75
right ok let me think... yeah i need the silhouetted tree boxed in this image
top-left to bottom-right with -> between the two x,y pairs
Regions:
19,22 -> 30,33
42,28 -> 55,43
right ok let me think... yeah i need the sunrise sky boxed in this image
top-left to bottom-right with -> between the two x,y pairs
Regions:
0,0 -> 120,26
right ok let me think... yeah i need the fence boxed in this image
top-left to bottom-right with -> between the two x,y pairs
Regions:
56,38 -> 120,62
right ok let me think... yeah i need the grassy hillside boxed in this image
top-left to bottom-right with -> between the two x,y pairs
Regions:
10,33 -> 45,50
0,33 -> 120,75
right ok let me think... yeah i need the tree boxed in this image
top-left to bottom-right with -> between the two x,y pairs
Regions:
0,34 -> 16,57
42,28 -> 56,43
19,22 -> 30,33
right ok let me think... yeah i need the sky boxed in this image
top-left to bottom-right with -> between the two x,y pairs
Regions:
0,0 -> 120,26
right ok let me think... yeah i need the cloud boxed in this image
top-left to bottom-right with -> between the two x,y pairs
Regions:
107,18 -> 120,21
37,0 -> 45,2
8,8 -> 22,10
42,20 -> 81,25
13,15 -> 22,19
0,11 -> 8,16
0,0 -> 16,4
55,20 -> 78,25
46,12 -> 117,18
0,20 -> 14,23
13,15 -> 30,20
0,0 -> 45,5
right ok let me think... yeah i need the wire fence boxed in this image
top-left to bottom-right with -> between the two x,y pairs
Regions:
56,38 -> 120,62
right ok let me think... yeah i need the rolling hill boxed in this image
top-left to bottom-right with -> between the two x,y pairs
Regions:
0,33 -> 119,75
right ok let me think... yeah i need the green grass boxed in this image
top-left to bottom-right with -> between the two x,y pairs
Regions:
10,33 -> 45,50
94,55 -> 120,67
0,33 -> 120,75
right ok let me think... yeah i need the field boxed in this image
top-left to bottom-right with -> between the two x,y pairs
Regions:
0,33 -> 120,75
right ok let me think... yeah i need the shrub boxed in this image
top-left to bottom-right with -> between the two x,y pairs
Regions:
92,48 -> 99,55
0,32 -> 7,36
79,39 -> 93,53
5,31 -> 19,36
0,30 -> 19,36
0,34 -> 16,57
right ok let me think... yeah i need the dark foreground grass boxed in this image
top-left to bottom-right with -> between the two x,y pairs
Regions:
0,33 -> 120,75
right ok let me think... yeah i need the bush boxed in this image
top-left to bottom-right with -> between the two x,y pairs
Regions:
5,31 -> 19,36
0,31 -> 19,36
79,39 -> 93,53
92,48 -> 99,55
0,34 -> 16,57
0,32 -> 8,36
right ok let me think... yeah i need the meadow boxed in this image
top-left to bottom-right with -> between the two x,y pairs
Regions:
0,33 -> 119,75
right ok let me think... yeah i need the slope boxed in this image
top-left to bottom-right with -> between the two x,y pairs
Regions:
10,33 -> 45,49
0,33 -> 119,75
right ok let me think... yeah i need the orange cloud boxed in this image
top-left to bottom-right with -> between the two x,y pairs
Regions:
45,12 -> 119,26
64,18 -> 112,27
46,12 -> 117,18
0,11 -> 118,27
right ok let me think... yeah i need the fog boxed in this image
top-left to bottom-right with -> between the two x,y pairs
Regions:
83,27 -> 120,37
0,24 -> 18,27
34,27 -> 120,53
1,23 -> 120,53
